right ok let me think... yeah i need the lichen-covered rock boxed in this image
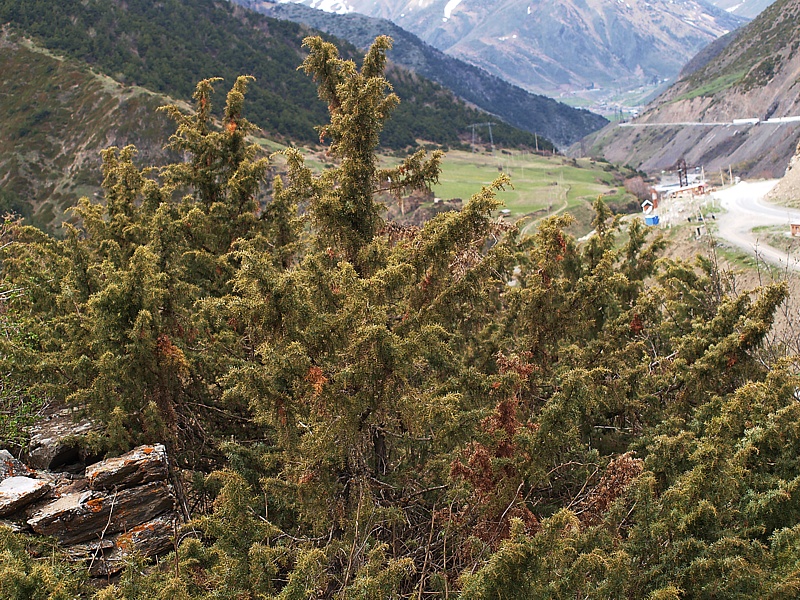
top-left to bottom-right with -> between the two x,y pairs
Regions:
7,434 -> 179,576
0,450 -> 33,480
88,514 -> 177,576
27,482 -> 174,544
25,407 -> 99,470
86,444 -> 168,491
0,476 -> 51,517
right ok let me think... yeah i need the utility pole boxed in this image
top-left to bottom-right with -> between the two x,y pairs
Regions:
677,158 -> 688,187
469,123 -> 495,154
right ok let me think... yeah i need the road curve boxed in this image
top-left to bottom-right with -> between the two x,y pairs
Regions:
712,180 -> 800,271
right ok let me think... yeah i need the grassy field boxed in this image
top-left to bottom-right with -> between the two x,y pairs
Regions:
264,145 -> 640,237
255,147 -> 641,236
294,146 -> 636,223
421,149 -> 637,236
429,149 -> 630,215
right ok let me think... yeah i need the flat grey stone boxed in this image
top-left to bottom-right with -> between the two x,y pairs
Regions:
0,476 -> 51,517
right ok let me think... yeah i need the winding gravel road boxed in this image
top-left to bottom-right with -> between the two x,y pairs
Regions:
712,180 -> 800,271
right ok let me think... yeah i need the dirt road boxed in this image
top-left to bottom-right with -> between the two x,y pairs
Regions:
712,180 -> 800,271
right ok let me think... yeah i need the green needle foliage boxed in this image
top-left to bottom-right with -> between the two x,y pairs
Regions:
1,36 -> 799,598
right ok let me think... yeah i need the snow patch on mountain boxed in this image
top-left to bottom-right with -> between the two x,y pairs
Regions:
443,0 -> 463,19
278,0 -> 353,13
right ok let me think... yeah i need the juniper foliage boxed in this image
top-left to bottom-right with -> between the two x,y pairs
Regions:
1,36 -> 798,599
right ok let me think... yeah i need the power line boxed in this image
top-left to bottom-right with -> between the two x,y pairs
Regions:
469,122 -> 495,154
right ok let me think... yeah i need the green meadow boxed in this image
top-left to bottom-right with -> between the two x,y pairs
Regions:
427,149 -> 635,232
270,144 -> 639,236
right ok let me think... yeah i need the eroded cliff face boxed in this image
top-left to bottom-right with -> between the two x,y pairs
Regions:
586,0 -> 800,178
766,141 -> 800,206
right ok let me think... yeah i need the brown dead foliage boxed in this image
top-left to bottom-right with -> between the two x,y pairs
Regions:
450,353 -> 541,550
577,452 -> 643,527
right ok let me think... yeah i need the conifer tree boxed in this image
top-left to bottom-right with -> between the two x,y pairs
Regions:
1,76 -> 273,461
299,35 -> 443,274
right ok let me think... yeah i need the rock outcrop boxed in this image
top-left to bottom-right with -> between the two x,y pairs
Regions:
0,443 -> 180,576
28,480 -> 175,545
0,476 -> 51,517
24,407 -> 100,470
1,449 -> 34,479
86,444 -> 169,490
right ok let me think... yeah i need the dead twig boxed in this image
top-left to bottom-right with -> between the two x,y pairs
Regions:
88,490 -> 118,575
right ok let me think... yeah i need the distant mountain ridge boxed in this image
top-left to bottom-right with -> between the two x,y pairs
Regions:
587,0 -> 800,178
707,0 -> 777,19
0,0 -> 546,152
280,0 -> 746,99
237,0 -> 608,147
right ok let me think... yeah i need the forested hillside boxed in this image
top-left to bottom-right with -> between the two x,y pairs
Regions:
0,30 -> 177,232
0,0 -> 545,150
2,35 -> 800,598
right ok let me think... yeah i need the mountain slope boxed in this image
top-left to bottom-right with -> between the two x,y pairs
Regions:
282,0 -> 745,99
235,0 -> 607,147
587,0 -> 800,178
766,140 -> 800,206
708,0 -> 777,19
0,29 -> 177,232
0,0 -> 542,151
